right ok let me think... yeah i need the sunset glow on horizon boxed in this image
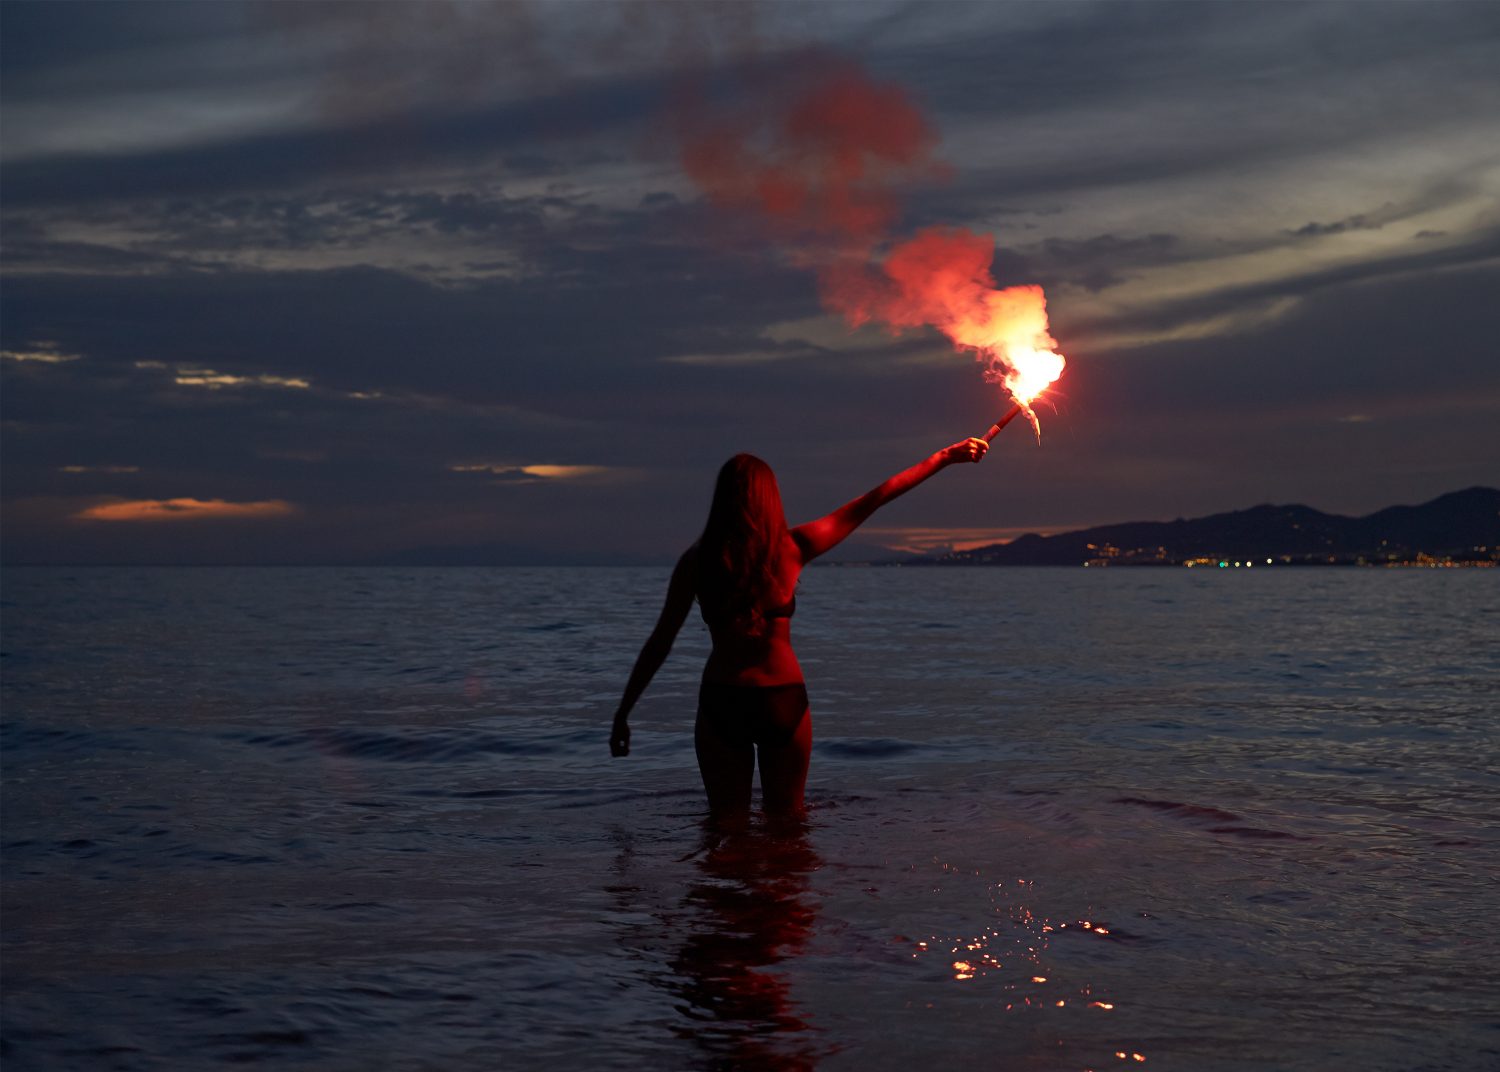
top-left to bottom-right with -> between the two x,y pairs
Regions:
74,498 -> 299,523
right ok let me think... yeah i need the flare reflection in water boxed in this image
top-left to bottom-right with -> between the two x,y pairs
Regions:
907,862 -> 1146,1067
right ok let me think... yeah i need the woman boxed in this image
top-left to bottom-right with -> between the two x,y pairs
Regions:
609,437 -> 990,816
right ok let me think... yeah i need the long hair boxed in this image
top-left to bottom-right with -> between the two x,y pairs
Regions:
696,454 -> 790,635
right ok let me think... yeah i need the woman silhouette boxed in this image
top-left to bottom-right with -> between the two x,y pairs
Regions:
610,437 -> 989,816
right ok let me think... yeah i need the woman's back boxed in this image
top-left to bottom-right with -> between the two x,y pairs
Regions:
696,537 -> 807,687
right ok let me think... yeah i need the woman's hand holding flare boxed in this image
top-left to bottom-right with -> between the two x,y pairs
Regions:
942,437 -> 990,466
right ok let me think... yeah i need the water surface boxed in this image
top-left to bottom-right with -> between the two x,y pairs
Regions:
3,567 -> 1497,1070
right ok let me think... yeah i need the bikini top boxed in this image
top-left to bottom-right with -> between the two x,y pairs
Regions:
702,585 -> 797,628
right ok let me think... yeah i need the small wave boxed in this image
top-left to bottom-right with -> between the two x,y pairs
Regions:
1114,797 -> 1310,840
1113,796 -> 1241,823
408,786 -> 600,799
1207,825 -> 1311,841
1247,889 -> 1315,904
6,832 -> 279,869
169,846 -> 278,865
241,726 -> 563,763
818,738 -> 922,758
0,722 -> 116,756
4,837 -> 105,860
207,1029 -> 314,1058
316,902 -> 404,920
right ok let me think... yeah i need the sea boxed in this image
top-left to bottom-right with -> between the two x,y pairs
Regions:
2,566 -> 1496,1071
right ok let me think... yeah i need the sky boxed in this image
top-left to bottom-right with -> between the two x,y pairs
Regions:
3,0 -> 1498,565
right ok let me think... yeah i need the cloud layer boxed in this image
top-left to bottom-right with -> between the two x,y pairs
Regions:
4,1 -> 1498,563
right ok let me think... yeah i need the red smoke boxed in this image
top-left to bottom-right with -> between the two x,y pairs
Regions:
677,58 -> 939,242
676,54 -> 1065,422
822,228 -> 1063,412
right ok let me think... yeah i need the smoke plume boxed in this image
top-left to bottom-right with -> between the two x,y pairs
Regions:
672,50 -> 1064,427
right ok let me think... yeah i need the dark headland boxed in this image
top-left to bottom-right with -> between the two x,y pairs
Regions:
907,486 -> 1499,568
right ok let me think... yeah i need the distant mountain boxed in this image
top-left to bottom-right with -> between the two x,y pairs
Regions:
910,487 -> 1500,567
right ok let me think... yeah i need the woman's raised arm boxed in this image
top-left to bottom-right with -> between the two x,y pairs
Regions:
791,438 -> 988,564
609,546 -> 698,757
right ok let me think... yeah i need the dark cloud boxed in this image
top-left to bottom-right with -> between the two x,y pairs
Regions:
1089,259 -> 1500,417
0,1 -> 248,90
885,1 -> 1500,125
0,243 -> 818,412
1290,214 -> 1379,238
1073,225 -> 1500,346
1014,233 -> 1180,293
1,71 -> 658,207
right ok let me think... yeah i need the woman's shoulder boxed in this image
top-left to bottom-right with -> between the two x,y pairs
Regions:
673,543 -> 701,585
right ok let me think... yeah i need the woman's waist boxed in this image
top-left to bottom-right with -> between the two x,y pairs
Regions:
702,647 -> 803,688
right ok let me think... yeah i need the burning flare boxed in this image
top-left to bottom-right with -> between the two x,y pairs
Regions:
823,227 -> 1065,438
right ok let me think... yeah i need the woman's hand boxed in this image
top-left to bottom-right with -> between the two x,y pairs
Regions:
609,714 -> 630,757
942,437 -> 990,465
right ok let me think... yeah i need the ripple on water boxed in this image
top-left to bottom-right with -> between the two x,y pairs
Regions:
1112,796 -> 1313,840
238,726 -> 573,763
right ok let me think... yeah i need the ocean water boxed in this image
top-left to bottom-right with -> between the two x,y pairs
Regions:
2,565 -> 1497,1071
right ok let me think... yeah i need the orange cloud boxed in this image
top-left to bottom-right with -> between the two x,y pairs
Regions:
862,525 -> 1060,555
74,498 -> 298,523
448,463 -> 610,480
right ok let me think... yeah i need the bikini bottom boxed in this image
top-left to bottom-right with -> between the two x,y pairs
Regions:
696,681 -> 809,750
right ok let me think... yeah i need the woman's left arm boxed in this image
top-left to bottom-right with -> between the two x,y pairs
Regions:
609,547 -> 697,757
